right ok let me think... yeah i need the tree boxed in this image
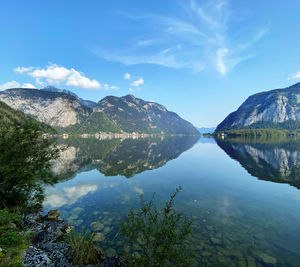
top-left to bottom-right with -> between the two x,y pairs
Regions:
0,122 -> 59,209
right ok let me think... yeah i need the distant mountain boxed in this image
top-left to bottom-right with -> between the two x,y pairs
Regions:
0,88 -> 199,135
216,82 -> 300,132
41,86 -> 97,108
95,94 -> 199,135
0,100 -> 54,132
197,127 -> 216,134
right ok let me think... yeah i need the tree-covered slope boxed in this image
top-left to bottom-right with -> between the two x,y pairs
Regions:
0,101 -> 54,132
75,112 -> 122,134
216,82 -> 300,132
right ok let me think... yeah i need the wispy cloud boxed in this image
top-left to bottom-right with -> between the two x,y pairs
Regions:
288,71 -> 300,81
131,77 -> 144,87
124,73 -> 131,79
96,0 -> 269,75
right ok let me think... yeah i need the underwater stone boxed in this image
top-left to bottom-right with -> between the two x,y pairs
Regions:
257,252 -> 277,266
105,248 -> 117,257
103,227 -> 111,234
93,232 -> 105,242
90,221 -> 104,232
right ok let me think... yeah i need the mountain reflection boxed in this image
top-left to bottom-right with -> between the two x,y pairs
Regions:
216,137 -> 300,189
52,135 -> 199,179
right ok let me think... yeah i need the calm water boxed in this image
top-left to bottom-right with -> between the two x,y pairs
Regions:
44,136 -> 300,266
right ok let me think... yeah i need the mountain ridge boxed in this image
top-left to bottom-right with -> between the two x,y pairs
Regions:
0,87 -> 199,135
216,82 -> 300,132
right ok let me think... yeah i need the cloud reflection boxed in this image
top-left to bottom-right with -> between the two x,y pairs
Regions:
44,182 -> 98,208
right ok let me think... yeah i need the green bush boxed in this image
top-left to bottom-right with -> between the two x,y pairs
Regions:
66,230 -> 105,265
120,186 -> 193,266
0,209 -> 30,266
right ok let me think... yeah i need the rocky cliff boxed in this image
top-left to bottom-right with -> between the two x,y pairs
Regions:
0,88 -> 198,135
0,88 -> 91,128
95,94 -> 199,134
216,82 -> 300,132
0,100 -> 54,132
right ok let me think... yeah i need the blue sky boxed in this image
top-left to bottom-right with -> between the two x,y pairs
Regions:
0,0 -> 300,127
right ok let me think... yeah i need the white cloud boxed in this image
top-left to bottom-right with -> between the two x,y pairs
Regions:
131,77 -> 144,87
289,71 -> 300,80
29,64 -> 70,84
216,48 -> 228,75
103,83 -> 119,90
129,88 -> 134,92
66,69 -> 100,89
15,64 -> 101,90
124,73 -> 131,79
21,83 -> 36,89
0,81 -> 20,90
13,66 -> 33,74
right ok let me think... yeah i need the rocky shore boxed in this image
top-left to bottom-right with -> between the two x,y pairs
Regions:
22,209 -> 124,267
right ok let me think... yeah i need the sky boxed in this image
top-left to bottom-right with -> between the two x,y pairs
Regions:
0,0 -> 300,127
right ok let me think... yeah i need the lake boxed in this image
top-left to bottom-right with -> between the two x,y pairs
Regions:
43,136 -> 300,266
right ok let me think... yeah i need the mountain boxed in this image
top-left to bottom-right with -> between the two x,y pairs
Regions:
198,127 -> 216,134
216,82 -> 300,132
95,94 -> 199,134
0,88 -> 91,128
0,100 -> 54,132
216,137 -> 300,189
41,86 -> 97,108
0,88 -> 198,135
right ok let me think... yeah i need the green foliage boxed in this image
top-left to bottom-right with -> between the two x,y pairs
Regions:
0,209 -> 30,267
0,209 -> 22,226
66,230 -> 105,265
120,187 -> 193,266
0,101 -> 55,133
216,128 -> 300,137
75,112 -> 122,134
0,122 -> 60,209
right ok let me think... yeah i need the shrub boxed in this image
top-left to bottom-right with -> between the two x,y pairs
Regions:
120,186 -> 193,266
66,230 -> 105,265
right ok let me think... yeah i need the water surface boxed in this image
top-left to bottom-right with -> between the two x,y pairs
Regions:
44,136 -> 300,266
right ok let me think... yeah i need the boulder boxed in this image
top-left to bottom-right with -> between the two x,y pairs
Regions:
23,246 -> 53,267
45,210 -> 60,221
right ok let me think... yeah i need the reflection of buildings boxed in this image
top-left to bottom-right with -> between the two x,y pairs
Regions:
52,135 -> 199,180
216,138 -> 300,189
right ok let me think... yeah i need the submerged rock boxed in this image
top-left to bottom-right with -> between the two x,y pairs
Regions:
93,232 -> 105,242
91,221 -> 104,232
99,256 -> 124,267
257,252 -> 277,266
